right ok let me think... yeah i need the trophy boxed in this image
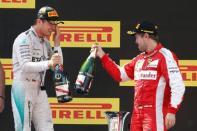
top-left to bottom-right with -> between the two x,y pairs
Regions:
105,111 -> 130,131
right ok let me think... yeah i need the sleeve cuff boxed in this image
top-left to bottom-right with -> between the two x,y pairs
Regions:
101,54 -> 109,63
168,107 -> 178,114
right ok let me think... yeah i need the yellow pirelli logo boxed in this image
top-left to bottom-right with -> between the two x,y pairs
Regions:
119,60 -> 197,87
49,98 -> 119,124
50,21 -> 120,48
0,0 -> 35,8
1,59 -> 13,85
179,60 -> 197,87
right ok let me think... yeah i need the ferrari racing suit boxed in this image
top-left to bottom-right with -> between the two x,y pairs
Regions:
101,44 -> 185,131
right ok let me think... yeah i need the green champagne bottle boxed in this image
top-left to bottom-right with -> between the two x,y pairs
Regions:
74,49 -> 96,95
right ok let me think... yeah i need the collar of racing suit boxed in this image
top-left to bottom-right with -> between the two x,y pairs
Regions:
30,26 -> 45,43
30,26 -> 39,37
143,43 -> 163,58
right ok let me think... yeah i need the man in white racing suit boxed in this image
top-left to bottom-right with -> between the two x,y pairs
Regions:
11,6 -> 64,131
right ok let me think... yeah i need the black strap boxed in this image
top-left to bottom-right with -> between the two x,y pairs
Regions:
40,86 -> 46,90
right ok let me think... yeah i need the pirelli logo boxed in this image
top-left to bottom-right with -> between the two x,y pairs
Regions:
1,59 -> 13,85
50,21 -> 120,48
119,60 -> 197,87
0,0 -> 35,8
179,60 -> 197,87
48,10 -> 58,17
49,98 -> 119,124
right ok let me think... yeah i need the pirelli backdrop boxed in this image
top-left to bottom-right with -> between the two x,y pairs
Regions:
0,0 -> 197,131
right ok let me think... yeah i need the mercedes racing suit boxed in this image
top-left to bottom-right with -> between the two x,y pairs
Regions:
101,44 -> 185,131
12,27 -> 63,131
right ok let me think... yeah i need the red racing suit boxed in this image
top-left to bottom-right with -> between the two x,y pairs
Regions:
101,44 -> 185,131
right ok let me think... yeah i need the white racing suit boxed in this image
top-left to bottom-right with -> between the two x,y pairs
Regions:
11,27 -> 63,131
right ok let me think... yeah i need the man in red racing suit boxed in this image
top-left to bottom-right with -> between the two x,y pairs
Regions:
92,21 -> 185,131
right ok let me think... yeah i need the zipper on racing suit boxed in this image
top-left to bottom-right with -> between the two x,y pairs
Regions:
28,101 -> 31,127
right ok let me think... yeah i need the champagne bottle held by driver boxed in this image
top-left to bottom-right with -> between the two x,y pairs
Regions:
74,47 -> 97,95
53,50 -> 72,103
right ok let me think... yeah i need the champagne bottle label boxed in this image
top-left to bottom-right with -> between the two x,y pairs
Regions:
55,83 -> 69,97
75,73 -> 86,86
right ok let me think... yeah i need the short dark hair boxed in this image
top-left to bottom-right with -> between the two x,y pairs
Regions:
149,34 -> 160,43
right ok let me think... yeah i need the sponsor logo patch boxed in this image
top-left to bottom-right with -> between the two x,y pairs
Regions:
147,59 -> 159,68
134,70 -> 157,80
49,98 -> 119,124
49,21 -> 120,48
135,60 -> 144,70
0,0 -> 35,8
